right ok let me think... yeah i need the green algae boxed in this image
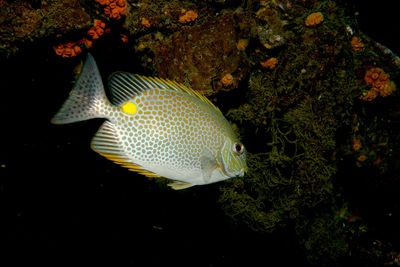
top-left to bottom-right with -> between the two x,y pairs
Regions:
218,0 -> 400,265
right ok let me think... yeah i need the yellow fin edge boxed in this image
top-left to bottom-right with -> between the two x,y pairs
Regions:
97,151 -> 162,179
167,181 -> 195,190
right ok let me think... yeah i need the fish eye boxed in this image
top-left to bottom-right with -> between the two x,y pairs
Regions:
232,142 -> 244,154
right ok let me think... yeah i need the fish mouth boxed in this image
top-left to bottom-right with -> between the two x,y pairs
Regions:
238,169 -> 245,177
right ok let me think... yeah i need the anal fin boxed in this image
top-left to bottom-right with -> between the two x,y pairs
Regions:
167,181 -> 194,190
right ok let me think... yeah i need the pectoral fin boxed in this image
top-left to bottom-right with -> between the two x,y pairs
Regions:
201,149 -> 219,184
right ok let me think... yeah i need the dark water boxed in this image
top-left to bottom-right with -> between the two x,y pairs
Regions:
1,1 -> 400,266
350,0 -> 400,55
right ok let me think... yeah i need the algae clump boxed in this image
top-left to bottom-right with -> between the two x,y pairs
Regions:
219,0 -> 400,264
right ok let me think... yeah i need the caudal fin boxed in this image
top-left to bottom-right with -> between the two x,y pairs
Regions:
51,53 -> 108,124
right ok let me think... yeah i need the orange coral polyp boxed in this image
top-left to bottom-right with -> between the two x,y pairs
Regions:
111,8 -> 121,19
351,36 -> 364,51
54,45 -> 63,55
359,89 -> 378,102
141,18 -> 151,28
73,45 -> 82,54
364,68 -> 387,86
104,6 -> 111,15
379,81 -> 396,97
84,39 -> 93,48
94,19 -> 105,29
116,0 -> 126,7
95,27 -> 104,36
237,39 -> 249,51
352,139 -> 361,151
221,74 -> 234,87
88,19 -> 106,40
120,34 -> 128,43
88,29 -> 97,37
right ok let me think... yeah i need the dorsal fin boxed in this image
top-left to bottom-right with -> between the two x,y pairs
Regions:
108,72 -> 147,106
108,73 -> 224,117
91,121 -> 161,178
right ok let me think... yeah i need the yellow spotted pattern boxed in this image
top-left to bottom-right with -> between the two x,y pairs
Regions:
51,54 -> 246,187
102,87 -> 236,172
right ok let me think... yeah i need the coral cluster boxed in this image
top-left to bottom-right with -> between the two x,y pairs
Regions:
95,0 -> 127,20
305,12 -> 324,27
51,0 -> 129,59
360,67 -> 396,101
53,19 -> 108,58
53,41 -> 83,58
87,19 -> 106,40
179,10 -> 198,24
260,58 -> 278,69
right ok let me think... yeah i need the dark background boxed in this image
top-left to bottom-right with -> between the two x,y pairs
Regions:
1,1 -> 400,266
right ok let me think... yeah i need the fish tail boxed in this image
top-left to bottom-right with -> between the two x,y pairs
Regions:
51,53 -> 109,124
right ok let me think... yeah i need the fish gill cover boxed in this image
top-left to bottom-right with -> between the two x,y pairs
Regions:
1,0 -> 400,266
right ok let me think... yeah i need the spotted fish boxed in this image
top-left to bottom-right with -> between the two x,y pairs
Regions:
51,54 -> 247,189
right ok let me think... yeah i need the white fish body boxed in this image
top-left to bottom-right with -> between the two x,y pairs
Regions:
52,54 -> 247,189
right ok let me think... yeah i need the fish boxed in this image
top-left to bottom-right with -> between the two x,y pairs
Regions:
51,53 -> 247,189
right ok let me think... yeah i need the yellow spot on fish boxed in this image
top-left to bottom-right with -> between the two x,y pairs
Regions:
121,102 -> 137,115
